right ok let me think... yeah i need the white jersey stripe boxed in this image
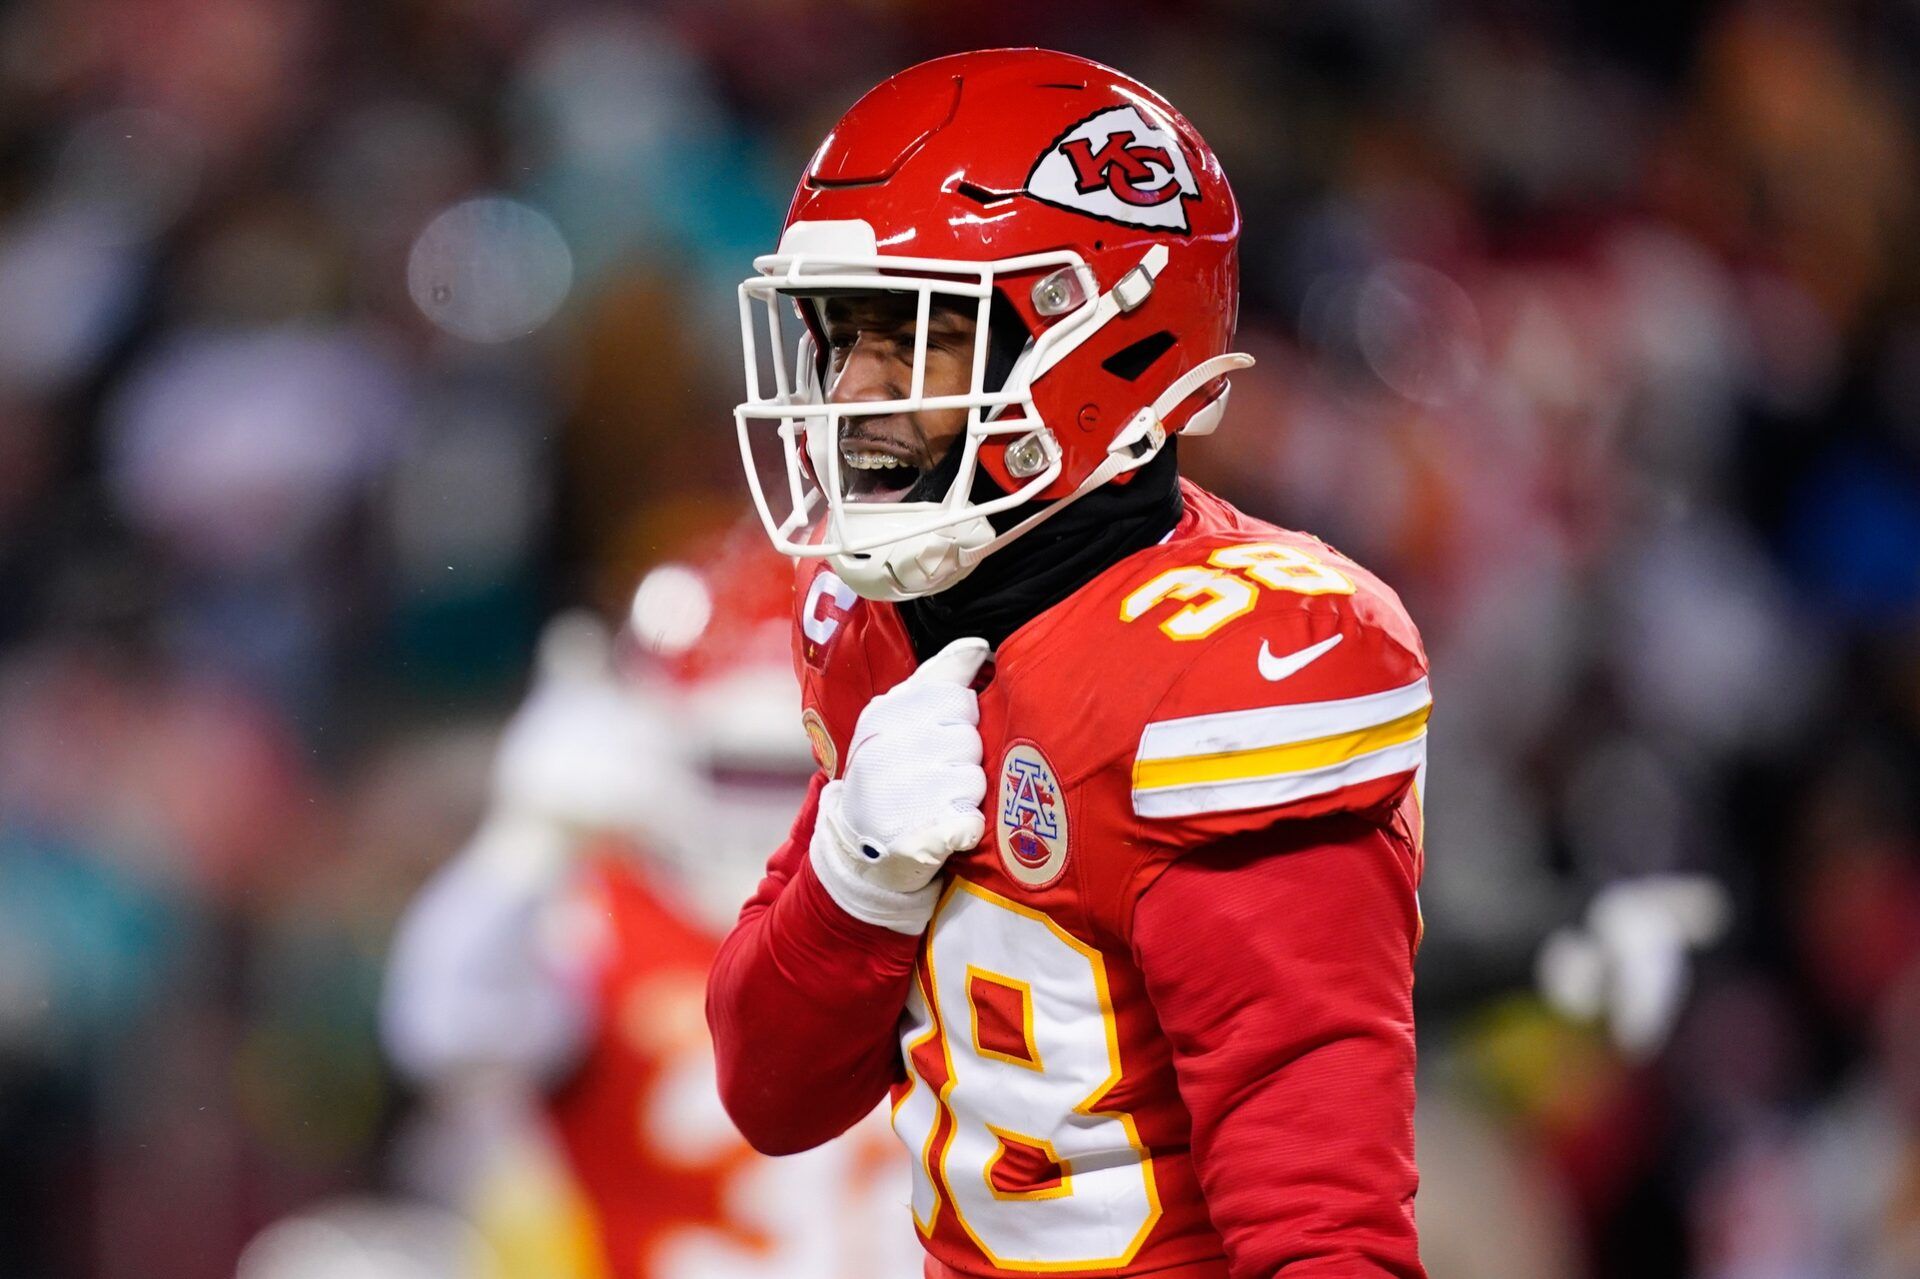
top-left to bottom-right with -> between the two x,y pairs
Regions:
1137,676 -> 1431,763
1132,735 -> 1426,819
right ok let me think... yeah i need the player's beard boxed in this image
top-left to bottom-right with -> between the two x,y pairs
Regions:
900,431 -> 967,503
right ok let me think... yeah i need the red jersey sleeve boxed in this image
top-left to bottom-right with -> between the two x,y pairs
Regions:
1132,816 -> 1424,1278
1128,557 -> 1429,844
705,770 -> 922,1154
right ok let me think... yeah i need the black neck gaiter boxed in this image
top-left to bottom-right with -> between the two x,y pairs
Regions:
899,442 -> 1183,658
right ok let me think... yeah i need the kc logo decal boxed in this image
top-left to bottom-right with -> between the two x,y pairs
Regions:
1026,105 -> 1200,232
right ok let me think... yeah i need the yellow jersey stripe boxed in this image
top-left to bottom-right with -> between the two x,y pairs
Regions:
1132,737 -> 1426,819
1133,704 -> 1430,792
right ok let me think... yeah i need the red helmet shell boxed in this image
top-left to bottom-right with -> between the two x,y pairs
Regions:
785,48 -> 1241,500
624,523 -> 793,688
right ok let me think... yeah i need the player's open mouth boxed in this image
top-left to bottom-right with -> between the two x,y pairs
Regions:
840,437 -> 924,503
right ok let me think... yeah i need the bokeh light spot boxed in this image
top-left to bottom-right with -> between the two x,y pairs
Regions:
407,196 -> 573,343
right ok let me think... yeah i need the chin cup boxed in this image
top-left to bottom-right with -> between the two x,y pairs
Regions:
827,508 -> 997,601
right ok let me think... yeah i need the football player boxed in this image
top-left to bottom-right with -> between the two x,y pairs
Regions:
382,537 -> 917,1279
708,49 -> 1430,1278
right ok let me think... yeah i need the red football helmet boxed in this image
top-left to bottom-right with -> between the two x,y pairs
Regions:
735,48 -> 1249,600
623,527 -> 821,926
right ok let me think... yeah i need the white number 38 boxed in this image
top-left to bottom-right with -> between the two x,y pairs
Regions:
891,882 -> 1161,1270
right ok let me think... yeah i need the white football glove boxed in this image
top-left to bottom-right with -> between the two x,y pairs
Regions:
810,637 -> 990,933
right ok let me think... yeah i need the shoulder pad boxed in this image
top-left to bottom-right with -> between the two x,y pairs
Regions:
1091,529 -> 1429,832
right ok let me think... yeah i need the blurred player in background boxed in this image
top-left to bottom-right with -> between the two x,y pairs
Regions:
381,533 -> 916,1279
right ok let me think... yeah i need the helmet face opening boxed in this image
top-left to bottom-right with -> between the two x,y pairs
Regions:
795,291 -> 1004,506
735,234 -> 1094,565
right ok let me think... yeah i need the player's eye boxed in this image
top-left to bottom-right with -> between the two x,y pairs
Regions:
859,326 -> 916,363
823,319 -> 929,368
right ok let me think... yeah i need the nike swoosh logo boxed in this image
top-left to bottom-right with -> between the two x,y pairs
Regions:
1258,633 -> 1343,682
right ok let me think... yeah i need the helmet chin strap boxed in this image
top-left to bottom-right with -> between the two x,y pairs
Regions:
828,350 -> 1254,602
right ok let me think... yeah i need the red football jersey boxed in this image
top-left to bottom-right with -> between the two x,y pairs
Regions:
718,481 -> 1428,1278
549,851 -> 917,1279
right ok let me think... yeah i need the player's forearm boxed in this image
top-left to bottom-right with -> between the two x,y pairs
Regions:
706,786 -> 921,1153
1134,820 -> 1424,1279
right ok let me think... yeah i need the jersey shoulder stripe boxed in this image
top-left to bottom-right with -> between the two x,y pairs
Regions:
1132,677 -> 1430,819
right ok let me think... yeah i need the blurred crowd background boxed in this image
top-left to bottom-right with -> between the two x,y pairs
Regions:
3,0 -> 1919,1276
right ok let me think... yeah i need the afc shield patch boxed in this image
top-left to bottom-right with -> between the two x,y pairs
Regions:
996,740 -> 1069,888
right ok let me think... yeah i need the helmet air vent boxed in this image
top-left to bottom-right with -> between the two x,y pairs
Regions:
954,180 -> 1017,207
1100,331 -> 1176,381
